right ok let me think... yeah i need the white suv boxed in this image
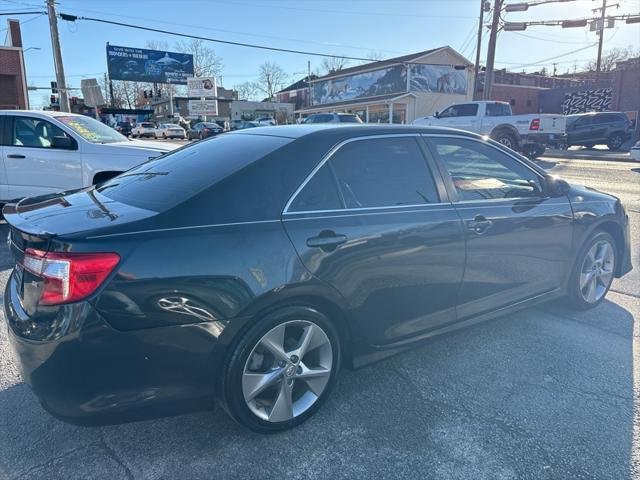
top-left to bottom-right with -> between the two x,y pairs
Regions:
131,122 -> 157,138
0,110 -> 176,202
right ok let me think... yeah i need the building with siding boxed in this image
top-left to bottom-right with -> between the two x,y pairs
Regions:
297,47 -> 474,123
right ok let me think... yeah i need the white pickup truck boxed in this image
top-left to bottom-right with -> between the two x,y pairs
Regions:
413,101 -> 565,157
0,110 -> 177,203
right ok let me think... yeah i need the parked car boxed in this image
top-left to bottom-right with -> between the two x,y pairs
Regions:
187,122 -> 224,140
565,111 -> 632,151
254,117 -> 276,126
303,113 -> 363,124
114,121 -> 132,137
131,121 -> 157,138
3,125 -> 632,433
631,140 -> 640,161
231,120 -> 260,130
413,101 -> 565,158
0,110 -> 175,202
155,123 -> 186,140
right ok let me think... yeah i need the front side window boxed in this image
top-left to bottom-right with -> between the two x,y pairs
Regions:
11,117 -> 71,148
439,104 -> 478,118
328,137 -> 438,209
432,137 -> 542,201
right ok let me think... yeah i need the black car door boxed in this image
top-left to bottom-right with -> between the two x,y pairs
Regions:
568,116 -> 593,145
426,135 -> 574,319
282,134 -> 465,346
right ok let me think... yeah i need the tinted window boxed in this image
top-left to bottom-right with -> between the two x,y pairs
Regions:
11,116 -> 71,148
486,103 -> 511,117
99,134 -> 291,212
571,116 -> 592,127
432,137 -> 542,201
328,137 -> 439,208
439,104 -> 478,118
594,113 -> 626,124
289,164 -> 342,212
338,115 -> 362,123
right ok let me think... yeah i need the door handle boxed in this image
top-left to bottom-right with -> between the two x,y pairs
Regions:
466,215 -> 493,235
7,154 -> 25,159
306,231 -> 348,252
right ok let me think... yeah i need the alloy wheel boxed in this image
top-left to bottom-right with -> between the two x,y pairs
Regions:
499,137 -> 513,149
609,134 -> 623,150
242,320 -> 333,422
579,239 -> 615,304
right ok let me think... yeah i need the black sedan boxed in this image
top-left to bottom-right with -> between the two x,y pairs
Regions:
3,125 -> 632,432
186,122 -> 224,140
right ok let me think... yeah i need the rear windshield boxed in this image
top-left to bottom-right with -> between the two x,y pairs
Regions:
98,133 -> 291,212
141,123 -> 155,128
338,115 -> 362,123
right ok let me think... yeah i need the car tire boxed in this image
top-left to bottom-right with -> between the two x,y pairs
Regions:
199,132 -> 204,140
495,132 -> 518,151
163,133 -> 167,140
607,133 -> 624,151
565,231 -> 617,310
221,306 -> 341,433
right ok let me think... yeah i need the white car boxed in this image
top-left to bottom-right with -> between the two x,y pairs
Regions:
131,121 -> 157,138
0,110 -> 176,202
631,141 -> 640,161
254,117 -> 276,126
155,123 -> 186,140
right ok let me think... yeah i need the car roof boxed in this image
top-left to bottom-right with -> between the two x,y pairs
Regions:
567,111 -> 625,117
229,124 -> 485,140
0,109 -> 85,118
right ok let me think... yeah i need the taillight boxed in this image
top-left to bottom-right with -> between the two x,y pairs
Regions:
529,118 -> 540,130
22,249 -> 120,305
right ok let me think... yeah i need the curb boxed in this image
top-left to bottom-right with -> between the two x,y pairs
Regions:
541,150 -> 635,163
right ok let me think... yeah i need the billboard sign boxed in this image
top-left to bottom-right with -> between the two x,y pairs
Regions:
188,100 -> 218,116
311,65 -> 407,105
187,77 -> 217,98
409,64 -> 468,95
106,44 -> 194,84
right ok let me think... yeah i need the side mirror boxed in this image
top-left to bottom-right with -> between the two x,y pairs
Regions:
51,135 -> 76,150
544,175 -> 570,197
434,111 -> 440,118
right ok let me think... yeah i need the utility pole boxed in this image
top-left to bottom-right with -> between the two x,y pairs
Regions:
46,0 -> 70,112
473,0 -> 487,100
483,0 -> 503,100
595,0 -> 607,82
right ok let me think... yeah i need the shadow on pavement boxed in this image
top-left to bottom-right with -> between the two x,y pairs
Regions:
0,297 -> 636,480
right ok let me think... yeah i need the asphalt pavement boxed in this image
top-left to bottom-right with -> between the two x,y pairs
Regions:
0,155 -> 638,480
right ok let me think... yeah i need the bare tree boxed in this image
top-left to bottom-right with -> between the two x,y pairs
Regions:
321,56 -> 349,74
175,38 -> 223,78
585,46 -> 640,72
257,62 -> 288,100
234,81 -> 261,101
365,51 -> 384,61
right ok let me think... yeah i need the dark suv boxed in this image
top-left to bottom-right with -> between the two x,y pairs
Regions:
566,112 -> 632,151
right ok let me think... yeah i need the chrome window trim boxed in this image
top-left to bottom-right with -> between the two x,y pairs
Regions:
282,133 -> 434,215
283,205 -> 455,223
284,202 -> 450,216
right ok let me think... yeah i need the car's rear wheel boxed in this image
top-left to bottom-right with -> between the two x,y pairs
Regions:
566,231 -> 617,310
607,133 -> 624,151
222,306 -> 341,433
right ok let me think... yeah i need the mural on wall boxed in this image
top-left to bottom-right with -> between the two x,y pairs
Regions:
409,65 -> 467,95
562,88 -> 613,114
312,65 -> 407,105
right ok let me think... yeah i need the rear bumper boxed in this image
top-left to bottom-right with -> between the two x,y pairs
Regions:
3,271 -> 224,425
521,133 -> 567,146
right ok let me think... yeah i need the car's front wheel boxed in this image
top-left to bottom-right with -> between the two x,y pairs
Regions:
566,231 -> 617,309
222,306 -> 341,433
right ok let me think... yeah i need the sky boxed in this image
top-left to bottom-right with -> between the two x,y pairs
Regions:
1,0 -> 638,109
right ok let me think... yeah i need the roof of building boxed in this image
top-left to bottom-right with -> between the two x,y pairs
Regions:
277,75 -> 319,94
312,47 -> 471,82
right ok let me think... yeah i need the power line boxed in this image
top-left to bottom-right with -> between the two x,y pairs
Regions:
61,13 -> 471,68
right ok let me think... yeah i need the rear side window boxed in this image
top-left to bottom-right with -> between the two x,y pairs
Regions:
328,137 -> 438,208
486,103 -> 511,117
288,164 -> 342,212
98,134 -> 290,212
593,113 -> 626,124
338,115 -> 362,123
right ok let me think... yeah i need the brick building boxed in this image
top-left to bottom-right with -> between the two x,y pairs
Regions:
0,19 -> 28,109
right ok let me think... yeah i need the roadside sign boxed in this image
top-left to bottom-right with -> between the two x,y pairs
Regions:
80,78 -> 105,107
106,44 -> 194,84
187,77 -> 217,98
188,99 -> 218,116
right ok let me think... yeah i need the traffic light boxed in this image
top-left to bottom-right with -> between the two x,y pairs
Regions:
71,97 -> 78,106
51,81 -> 57,94
50,95 -> 56,104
